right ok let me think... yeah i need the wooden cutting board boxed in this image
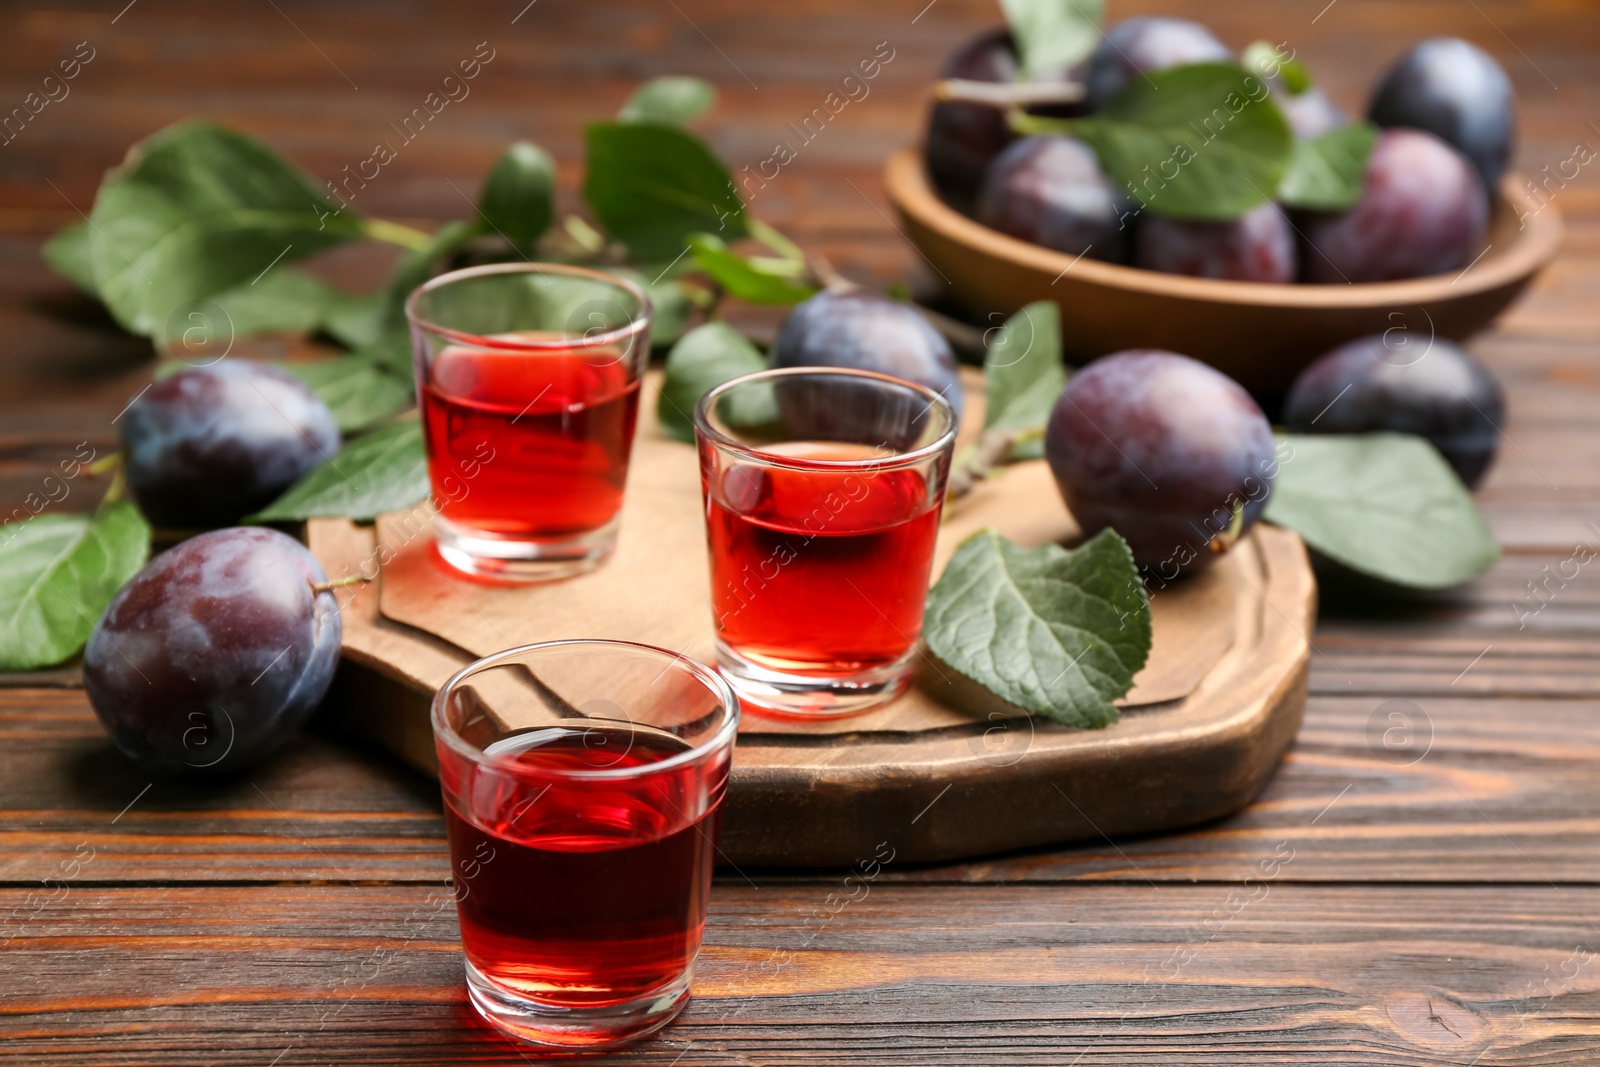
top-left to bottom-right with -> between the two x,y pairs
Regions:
309,371 -> 1313,866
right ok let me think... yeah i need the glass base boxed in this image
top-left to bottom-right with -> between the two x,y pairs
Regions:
465,959 -> 691,1049
433,514 -> 618,583
714,639 -> 915,719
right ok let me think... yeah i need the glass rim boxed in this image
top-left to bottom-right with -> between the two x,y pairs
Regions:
692,366 -> 959,471
404,261 -> 653,352
431,638 -> 740,781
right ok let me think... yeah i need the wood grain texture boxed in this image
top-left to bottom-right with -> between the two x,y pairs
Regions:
0,0 -> 1597,1060
5,883 -> 1600,1065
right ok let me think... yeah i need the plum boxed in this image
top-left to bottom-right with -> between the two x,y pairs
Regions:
1086,17 -> 1231,109
1368,37 -> 1515,192
772,291 -> 963,420
1135,201 -> 1296,283
122,361 -> 339,528
925,30 -> 1019,206
1300,128 -> 1488,283
1283,334 -> 1505,486
83,527 -> 343,776
1045,350 -> 1277,580
977,135 -> 1133,263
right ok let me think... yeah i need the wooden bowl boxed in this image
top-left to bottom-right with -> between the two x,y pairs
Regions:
885,148 -> 1563,393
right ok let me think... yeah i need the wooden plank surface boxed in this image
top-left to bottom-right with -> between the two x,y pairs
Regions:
2,0 -> 1599,1061
6,884 -> 1600,1064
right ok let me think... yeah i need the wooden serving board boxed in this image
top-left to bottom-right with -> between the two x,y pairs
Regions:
309,371 -> 1314,866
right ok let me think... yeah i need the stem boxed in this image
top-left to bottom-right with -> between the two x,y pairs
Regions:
947,428 -> 1022,500
563,215 -> 607,255
310,574 -> 372,595
85,452 -> 124,478
361,217 -> 435,252
1007,109 -> 1079,137
806,252 -> 858,294
934,78 -> 1086,108
1208,498 -> 1247,555
100,469 -> 127,506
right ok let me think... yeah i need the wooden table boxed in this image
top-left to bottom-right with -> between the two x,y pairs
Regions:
4,1 -> 1598,1062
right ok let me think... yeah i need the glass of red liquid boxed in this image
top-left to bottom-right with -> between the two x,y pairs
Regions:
407,263 -> 651,581
693,367 -> 957,717
433,638 -> 738,1049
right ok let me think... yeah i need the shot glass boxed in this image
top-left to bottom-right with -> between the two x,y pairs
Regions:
407,263 -> 652,581
432,639 -> 739,1049
693,367 -> 957,717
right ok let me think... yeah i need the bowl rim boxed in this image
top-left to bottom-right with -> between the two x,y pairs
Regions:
884,148 -> 1564,308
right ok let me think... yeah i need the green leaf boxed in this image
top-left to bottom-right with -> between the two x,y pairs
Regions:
1074,62 -> 1293,220
189,269 -> 336,345
618,76 -> 716,126
1277,122 -> 1378,211
688,233 -> 817,306
43,221 -> 98,294
1264,433 -> 1499,589
349,327 -> 415,380
984,301 -> 1066,460
320,288 -> 388,348
583,122 -> 746,262
476,141 -> 556,250
86,120 -> 363,336
252,421 -> 428,522
0,501 -> 150,671
283,357 -> 413,434
657,322 -> 766,443
924,527 -> 1150,728
999,0 -> 1104,79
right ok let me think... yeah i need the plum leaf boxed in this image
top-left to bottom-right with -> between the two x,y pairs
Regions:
999,0 -> 1104,80
1264,432 -> 1499,588
619,76 -> 717,126
1072,62 -> 1293,220
283,357 -> 413,434
0,501 -> 150,671
583,122 -> 747,262
42,220 -> 97,294
984,300 -> 1066,460
657,322 -> 768,443
1277,122 -> 1379,211
252,420 -> 428,522
688,233 -> 817,306
86,120 -> 363,336
924,527 -> 1150,728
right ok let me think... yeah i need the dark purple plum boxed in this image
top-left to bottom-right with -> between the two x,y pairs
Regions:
1277,87 -> 1347,139
1045,350 -> 1277,582
83,527 -> 343,776
773,291 -> 963,420
924,29 -> 1019,207
1135,201 -> 1296,283
1086,17 -> 1231,109
977,135 -> 1133,263
1300,128 -> 1488,283
1283,334 -> 1505,486
122,361 -> 339,528
1368,37 -> 1515,192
